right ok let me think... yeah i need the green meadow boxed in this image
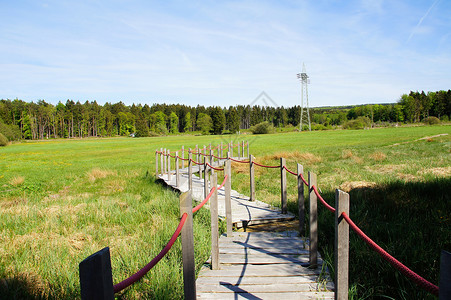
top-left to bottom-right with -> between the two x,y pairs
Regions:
0,125 -> 450,299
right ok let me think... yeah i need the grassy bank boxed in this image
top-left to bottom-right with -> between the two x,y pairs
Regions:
1,125 -> 450,299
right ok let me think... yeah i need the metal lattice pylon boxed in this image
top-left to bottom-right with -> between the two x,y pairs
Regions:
297,63 -> 311,131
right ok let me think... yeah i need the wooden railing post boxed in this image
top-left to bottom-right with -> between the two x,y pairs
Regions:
198,146 -> 202,179
308,171 -> 318,266
204,156 -> 209,199
160,148 -> 164,175
181,145 -> 185,169
175,151 -> 179,187
163,149 -> 167,175
335,189 -> 350,300
297,164 -> 305,236
79,247 -> 114,300
440,250 -> 451,300
242,140 -> 245,158
210,149 -> 214,172
155,150 -> 159,176
247,140 -> 250,158
230,142 -> 233,158
225,152 -> 233,236
211,173 -> 219,270
220,142 -> 223,159
188,149 -> 193,192
280,157 -> 287,214
249,154 -> 255,201
238,142 -> 241,159
179,192 -> 196,299
216,144 -> 220,161
168,150 -> 171,181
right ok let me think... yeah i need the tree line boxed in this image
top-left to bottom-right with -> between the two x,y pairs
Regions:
0,90 -> 449,141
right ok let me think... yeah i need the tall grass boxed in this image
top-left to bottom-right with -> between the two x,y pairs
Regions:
0,125 -> 449,298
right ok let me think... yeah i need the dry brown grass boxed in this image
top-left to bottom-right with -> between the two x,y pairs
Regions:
262,151 -> 322,164
396,173 -> 418,181
339,181 -> 377,192
86,168 -> 116,182
9,176 -> 25,186
369,151 -> 387,161
365,164 -> 406,175
342,149 -> 353,159
418,167 -> 451,177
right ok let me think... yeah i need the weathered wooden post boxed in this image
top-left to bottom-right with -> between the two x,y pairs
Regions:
225,152 -> 233,236
335,189 -> 350,300
217,144 -> 220,161
242,141 -> 245,158
210,149 -> 214,172
163,149 -> 167,175
230,142 -> 233,158
168,151 -> 171,181
79,247 -> 114,300
155,150 -> 159,176
175,151 -> 179,187
181,145 -> 185,169
440,250 -> 451,300
188,149 -> 193,192
211,173 -> 219,270
220,142 -> 223,158
238,141 -> 241,159
204,156 -> 209,199
280,157 -> 287,214
308,172 -> 318,267
249,154 -> 255,201
160,148 -> 164,175
179,192 -> 196,299
198,146 -> 202,179
297,164 -> 305,236
246,140 -> 249,158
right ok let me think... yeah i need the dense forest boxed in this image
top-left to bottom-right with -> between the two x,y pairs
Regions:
0,90 -> 450,141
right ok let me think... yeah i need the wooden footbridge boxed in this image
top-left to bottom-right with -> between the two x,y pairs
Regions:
157,149 -> 335,299
79,143 -> 448,300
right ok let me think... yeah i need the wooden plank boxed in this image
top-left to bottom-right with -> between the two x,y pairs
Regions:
197,275 -> 330,286
197,291 -> 334,300
197,264 -> 325,277
196,282 -> 333,293
218,247 -> 308,255
215,253 -> 317,265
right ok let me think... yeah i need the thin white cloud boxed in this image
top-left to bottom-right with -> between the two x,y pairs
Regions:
407,0 -> 440,43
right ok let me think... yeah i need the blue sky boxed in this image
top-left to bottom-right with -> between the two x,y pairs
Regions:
1,0 -> 450,107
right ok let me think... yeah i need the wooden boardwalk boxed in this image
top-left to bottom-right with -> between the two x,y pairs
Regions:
158,160 -> 334,299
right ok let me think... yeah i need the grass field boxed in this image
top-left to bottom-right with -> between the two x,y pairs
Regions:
0,125 -> 450,299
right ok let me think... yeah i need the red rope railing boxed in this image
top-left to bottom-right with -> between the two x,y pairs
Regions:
114,173 -> 228,293
206,162 -> 224,171
312,185 -> 335,213
189,158 -> 204,166
192,188 -> 215,213
312,184 -> 438,296
230,157 -> 250,163
283,165 -> 298,176
342,212 -> 439,296
157,145 -> 439,296
253,161 -> 280,169
113,213 -> 188,293
300,173 -> 308,186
